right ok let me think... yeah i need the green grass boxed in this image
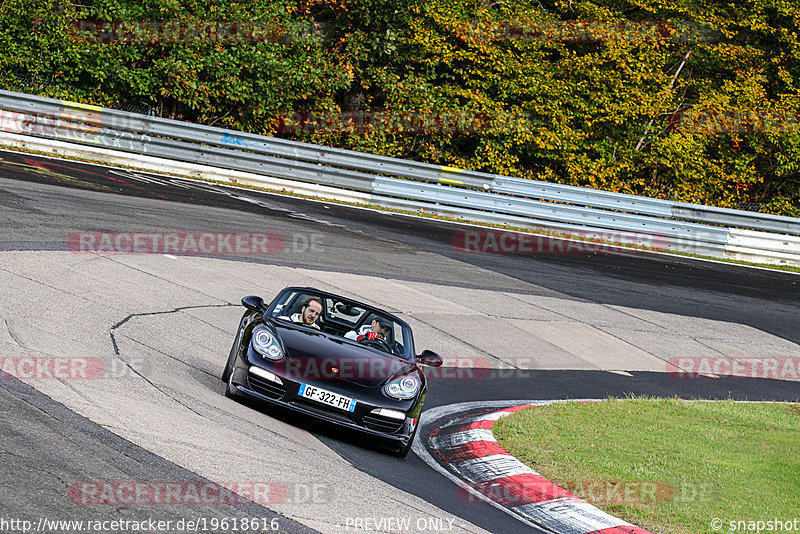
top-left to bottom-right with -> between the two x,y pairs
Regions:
493,398 -> 800,534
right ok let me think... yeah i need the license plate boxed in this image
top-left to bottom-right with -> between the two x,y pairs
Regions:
298,383 -> 357,412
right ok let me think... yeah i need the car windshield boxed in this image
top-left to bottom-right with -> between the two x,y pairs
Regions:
267,289 -> 414,360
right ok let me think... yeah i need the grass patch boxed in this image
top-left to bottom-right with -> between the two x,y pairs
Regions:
493,398 -> 800,534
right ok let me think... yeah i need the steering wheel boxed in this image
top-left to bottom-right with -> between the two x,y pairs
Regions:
357,336 -> 394,354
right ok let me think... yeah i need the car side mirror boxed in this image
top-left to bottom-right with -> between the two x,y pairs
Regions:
241,296 -> 267,313
417,350 -> 443,367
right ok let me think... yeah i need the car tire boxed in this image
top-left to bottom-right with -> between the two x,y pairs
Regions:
393,424 -> 418,459
222,326 -> 243,382
224,372 -> 237,399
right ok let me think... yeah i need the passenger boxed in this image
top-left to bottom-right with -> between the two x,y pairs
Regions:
345,317 -> 392,341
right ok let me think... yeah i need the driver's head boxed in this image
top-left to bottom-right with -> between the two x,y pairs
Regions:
300,297 -> 323,325
371,318 -> 392,337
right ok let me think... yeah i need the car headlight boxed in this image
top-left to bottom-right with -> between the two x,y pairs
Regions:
251,326 -> 283,360
383,375 -> 419,400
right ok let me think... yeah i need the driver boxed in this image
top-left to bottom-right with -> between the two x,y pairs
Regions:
345,317 -> 392,341
279,297 -> 323,329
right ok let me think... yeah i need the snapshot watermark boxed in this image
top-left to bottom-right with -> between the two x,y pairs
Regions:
344,517 -> 457,532
67,231 -> 324,255
670,110 -> 800,135
714,518 -> 800,532
455,19 -> 719,44
452,230 -> 670,255
273,111 -> 495,136
70,20 -> 322,45
667,357 -> 800,381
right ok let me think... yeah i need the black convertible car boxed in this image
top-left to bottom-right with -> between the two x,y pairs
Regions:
221,286 -> 443,457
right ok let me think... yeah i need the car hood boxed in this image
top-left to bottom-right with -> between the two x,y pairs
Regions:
272,322 -> 417,388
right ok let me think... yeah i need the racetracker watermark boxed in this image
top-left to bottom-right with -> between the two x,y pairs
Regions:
0,357 -> 104,380
0,355 -> 158,381
452,230 -> 670,254
267,356 -> 491,381
273,111 -> 495,136
0,517 -> 282,533
0,108 -> 101,136
69,482 -> 287,505
669,110 -> 800,135
0,98 -> 150,140
70,20 -> 322,45
67,232 -> 323,255
455,19 -> 720,44
667,357 -> 800,380
456,480 -> 679,505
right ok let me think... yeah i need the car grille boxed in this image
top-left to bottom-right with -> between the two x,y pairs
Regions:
362,413 -> 405,434
247,374 -> 285,399
293,400 -> 353,423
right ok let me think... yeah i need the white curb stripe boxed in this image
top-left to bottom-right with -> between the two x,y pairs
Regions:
451,454 -> 537,482
412,401 -> 548,531
514,498 -> 633,534
429,401 -> 654,534
432,428 -> 496,448
460,410 -> 518,423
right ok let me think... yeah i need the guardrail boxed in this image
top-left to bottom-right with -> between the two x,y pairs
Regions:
1,89 -> 799,266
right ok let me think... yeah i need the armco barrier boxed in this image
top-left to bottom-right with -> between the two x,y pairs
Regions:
1,89 -> 800,266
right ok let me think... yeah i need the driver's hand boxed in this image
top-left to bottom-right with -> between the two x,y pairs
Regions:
357,331 -> 382,341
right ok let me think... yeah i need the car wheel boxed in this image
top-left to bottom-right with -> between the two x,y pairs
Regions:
224,372 -> 237,399
222,326 -> 243,382
393,424 -> 418,459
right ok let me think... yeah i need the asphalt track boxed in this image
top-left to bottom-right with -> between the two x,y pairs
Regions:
1,148 -> 799,534
0,375 -> 316,534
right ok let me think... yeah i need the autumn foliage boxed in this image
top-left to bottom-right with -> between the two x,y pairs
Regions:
2,0 -> 799,214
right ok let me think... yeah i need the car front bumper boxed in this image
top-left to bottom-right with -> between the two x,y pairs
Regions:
229,362 -> 419,447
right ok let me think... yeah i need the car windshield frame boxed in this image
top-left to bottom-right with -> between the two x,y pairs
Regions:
266,287 -> 416,360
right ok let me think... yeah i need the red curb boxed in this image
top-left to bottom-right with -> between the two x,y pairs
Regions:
431,402 -> 655,534
438,440 -> 510,463
461,419 -> 496,431
478,473 -> 576,505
